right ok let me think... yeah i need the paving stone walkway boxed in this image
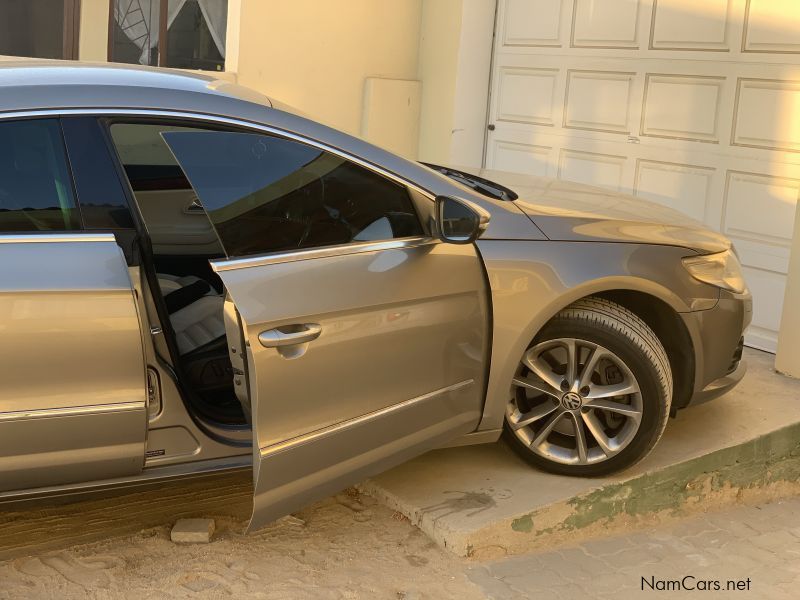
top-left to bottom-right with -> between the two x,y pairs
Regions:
466,497 -> 800,599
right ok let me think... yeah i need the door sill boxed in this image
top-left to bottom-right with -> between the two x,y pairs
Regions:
0,455 -> 251,506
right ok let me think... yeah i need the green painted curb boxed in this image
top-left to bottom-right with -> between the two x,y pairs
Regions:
510,421 -> 800,538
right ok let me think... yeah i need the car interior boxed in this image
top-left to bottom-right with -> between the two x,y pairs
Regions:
109,121 -> 426,431
110,123 -> 246,426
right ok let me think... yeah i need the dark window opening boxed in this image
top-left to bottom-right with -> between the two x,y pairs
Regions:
109,0 -> 227,71
0,0 -> 81,60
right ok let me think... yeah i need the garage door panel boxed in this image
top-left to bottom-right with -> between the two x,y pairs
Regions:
489,140 -> 553,177
634,160 -> 715,222
495,67 -> 559,126
572,0 -> 642,49
499,0 -> 564,47
722,171 -> 800,245
641,74 -> 725,143
651,0 -> 732,51
564,70 -> 636,133
732,238 -> 792,275
733,78 -> 800,153
488,0 -> 800,352
740,266 -> 787,350
743,0 -> 800,53
558,149 -> 628,191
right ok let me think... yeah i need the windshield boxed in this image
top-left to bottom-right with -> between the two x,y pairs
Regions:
421,162 -> 518,202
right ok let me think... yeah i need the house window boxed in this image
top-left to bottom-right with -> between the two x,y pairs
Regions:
0,0 -> 81,60
109,0 -> 227,71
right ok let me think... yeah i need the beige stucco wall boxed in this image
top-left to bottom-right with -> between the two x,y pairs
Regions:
76,0 -> 494,161
78,0 -> 110,62
776,204 -> 800,377
417,0 -> 494,166
231,0 -> 422,138
417,0 -> 461,163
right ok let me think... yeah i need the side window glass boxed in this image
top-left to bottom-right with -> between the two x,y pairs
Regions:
109,123 -> 198,193
161,130 -> 424,257
61,117 -> 135,229
0,119 -> 80,232
108,122 -> 227,257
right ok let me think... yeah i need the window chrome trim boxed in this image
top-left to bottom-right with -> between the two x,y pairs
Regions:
0,401 -> 146,422
260,379 -> 474,459
211,235 -> 436,272
0,108 -> 437,202
0,233 -> 116,244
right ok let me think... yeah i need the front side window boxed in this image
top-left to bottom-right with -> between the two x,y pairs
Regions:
160,130 -> 425,257
0,119 -> 80,232
110,0 -> 227,71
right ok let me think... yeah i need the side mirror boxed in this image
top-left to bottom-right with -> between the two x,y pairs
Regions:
434,196 -> 491,244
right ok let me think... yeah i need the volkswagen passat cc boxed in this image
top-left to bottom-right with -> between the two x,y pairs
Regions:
0,63 -> 751,530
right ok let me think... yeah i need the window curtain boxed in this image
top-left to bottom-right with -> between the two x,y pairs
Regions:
114,0 -> 226,65
197,0 -> 227,58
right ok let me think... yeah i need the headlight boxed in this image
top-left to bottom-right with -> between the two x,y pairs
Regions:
682,249 -> 747,293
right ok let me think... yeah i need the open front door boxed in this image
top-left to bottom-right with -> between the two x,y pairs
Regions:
162,129 -> 489,530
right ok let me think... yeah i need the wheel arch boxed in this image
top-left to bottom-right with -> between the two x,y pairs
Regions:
477,265 -> 701,432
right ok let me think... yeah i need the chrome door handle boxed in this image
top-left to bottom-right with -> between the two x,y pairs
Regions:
258,323 -> 322,348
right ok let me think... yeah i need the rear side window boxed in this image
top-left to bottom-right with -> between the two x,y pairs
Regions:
0,119 -> 79,232
160,130 -> 424,257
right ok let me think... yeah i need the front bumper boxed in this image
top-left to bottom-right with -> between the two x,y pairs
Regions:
690,356 -> 747,406
680,289 -> 752,409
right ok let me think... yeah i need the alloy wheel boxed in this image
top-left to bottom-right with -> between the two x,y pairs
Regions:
506,338 -> 643,466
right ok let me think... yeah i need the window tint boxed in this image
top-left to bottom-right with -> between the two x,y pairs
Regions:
0,119 -> 80,232
110,123 -> 197,192
161,131 -> 424,257
61,118 -> 135,229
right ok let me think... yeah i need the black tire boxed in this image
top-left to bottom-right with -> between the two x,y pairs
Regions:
503,296 -> 672,476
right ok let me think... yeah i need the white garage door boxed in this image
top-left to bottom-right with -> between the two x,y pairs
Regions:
486,0 -> 800,352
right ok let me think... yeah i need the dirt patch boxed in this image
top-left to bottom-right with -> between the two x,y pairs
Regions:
0,490 -> 483,599
0,471 -> 252,561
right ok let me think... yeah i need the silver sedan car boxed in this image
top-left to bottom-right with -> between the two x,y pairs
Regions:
0,62 -> 751,530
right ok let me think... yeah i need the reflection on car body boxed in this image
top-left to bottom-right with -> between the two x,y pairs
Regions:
0,62 -> 751,530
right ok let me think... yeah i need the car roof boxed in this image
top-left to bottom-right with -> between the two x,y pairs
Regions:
0,59 -> 513,230
0,59 -> 272,115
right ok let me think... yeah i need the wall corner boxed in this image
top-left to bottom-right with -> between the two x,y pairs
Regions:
776,203 -> 800,377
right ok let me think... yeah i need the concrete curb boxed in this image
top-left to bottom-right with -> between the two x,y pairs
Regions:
362,421 -> 800,558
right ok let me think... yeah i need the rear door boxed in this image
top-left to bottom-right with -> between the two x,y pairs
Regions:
162,128 -> 489,529
0,118 -> 148,493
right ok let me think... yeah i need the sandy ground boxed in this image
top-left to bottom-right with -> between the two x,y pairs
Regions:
0,488 -> 484,600
3,474 -> 800,599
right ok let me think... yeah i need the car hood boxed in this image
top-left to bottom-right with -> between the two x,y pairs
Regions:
467,168 -> 731,255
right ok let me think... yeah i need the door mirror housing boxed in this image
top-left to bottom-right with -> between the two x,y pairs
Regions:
434,196 -> 491,244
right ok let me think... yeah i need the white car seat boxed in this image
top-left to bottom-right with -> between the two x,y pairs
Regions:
156,273 -> 226,355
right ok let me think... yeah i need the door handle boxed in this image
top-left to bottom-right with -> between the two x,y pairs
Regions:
258,323 -> 322,348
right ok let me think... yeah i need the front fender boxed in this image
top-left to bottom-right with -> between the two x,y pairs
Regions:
475,240 -> 718,432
